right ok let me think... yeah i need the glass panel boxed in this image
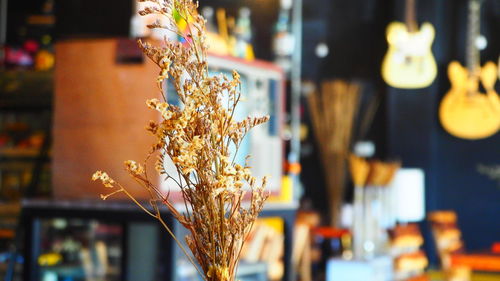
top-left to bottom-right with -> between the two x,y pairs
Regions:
37,218 -> 122,281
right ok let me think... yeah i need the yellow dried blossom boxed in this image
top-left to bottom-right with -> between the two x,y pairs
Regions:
93,1 -> 269,280
124,160 -> 144,175
146,98 -> 160,109
155,157 -> 164,173
145,120 -> 159,135
92,171 -> 115,188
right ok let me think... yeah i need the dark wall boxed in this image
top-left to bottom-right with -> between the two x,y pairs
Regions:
386,0 -> 500,258
300,0 -> 392,222
300,0 -> 500,262
53,0 -> 279,60
55,0 -> 132,39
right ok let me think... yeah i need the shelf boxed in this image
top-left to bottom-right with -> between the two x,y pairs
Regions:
39,264 -> 85,278
0,98 -> 52,111
0,203 -> 21,238
0,148 -> 39,157
0,229 -> 15,239
39,264 -> 121,279
0,203 -> 21,217
0,147 -> 51,161
0,70 -> 53,111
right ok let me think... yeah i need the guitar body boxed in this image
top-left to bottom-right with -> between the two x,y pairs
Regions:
382,22 -> 437,89
439,61 -> 500,140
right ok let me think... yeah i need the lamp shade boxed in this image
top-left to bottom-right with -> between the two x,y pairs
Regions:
391,168 -> 426,223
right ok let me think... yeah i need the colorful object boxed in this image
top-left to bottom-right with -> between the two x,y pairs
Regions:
35,49 -> 55,70
173,7 -> 196,44
5,47 -> 33,66
451,253 -> 500,272
268,176 -> 293,203
202,7 -> 229,55
233,7 -> 255,60
38,252 -> 62,266
492,243 -> 500,254
24,40 -> 40,54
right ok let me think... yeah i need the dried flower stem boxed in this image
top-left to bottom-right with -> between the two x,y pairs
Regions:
93,1 -> 269,281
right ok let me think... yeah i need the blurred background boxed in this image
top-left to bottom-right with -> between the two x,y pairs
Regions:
1,0 -> 500,280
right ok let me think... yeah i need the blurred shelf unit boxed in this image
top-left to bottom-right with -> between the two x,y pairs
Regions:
0,70 -> 53,111
0,69 -> 53,202
0,147 -> 51,160
0,202 -> 20,239
19,200 -> 297,281
0,68 -> 54,274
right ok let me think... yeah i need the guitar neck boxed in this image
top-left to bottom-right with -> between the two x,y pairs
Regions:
466,0 -> 482,74
405,0 -> 418,32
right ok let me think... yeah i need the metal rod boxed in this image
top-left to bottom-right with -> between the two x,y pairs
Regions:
289,0 -> 302,170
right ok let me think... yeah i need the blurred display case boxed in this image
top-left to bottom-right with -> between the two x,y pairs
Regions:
36,218 -> 123,281
0,70 -> 53,199
17,200 -> 296,281
21,200 -> 168,281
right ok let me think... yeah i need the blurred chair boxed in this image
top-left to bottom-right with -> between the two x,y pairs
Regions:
428,211 -> 471,281
292,211 -> 320,281
388,223 -> 429,281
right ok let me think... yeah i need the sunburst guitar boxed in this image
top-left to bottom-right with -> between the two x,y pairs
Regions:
439,61 -> 500,140
382,22 -> 437,89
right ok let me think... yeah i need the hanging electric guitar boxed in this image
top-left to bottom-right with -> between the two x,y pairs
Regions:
439,0 -> 500,140
382,0 -> 437,89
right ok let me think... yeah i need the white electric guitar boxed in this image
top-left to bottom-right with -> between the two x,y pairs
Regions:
381,0 -> 437,89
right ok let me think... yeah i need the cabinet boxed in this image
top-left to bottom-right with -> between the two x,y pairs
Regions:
19,200 -> 296,281
0,70 -> 53,200
0,69 -> 53,279
0,1 -> 56,273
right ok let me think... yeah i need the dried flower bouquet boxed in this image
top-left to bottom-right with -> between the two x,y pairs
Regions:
92,1 -> 269,280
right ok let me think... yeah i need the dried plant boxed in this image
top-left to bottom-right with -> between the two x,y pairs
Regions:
307,80 -> 360,227
92,1 -> 269,280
